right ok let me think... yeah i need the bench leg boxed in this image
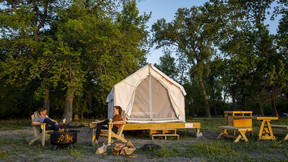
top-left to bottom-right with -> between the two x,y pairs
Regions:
284,134 -> 288,141
217,129 -> 227,140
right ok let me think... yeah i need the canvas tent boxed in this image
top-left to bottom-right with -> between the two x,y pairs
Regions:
106,64 -> 186,123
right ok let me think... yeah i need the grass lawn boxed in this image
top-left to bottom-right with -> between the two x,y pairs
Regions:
0,117 -> 287,161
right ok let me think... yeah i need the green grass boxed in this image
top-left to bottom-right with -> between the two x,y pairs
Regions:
0,117 -> 288,161
0,120 -> 31,130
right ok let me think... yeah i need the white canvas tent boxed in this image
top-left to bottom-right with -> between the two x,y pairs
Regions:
106,64 -> 186,123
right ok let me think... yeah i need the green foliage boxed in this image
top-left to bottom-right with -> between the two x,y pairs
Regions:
0,150 -> 9,160
153,49 -> 179,81
0,0 -> 150,119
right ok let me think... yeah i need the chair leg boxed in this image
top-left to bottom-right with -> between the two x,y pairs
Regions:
29,135 -> 41,145
42,134 -> 46,146
92,128 -> 96,143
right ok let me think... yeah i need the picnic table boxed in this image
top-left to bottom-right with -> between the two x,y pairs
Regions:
230,116 -> 279,140
218,111 -> 279,142
228,116 -> 278,140
253,116 -> 278,140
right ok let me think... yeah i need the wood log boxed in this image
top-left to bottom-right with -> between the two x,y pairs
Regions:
126,140 -> 134,148
124,147 -> 136,155
95,144 -> 107,155
120,147 -> 127,155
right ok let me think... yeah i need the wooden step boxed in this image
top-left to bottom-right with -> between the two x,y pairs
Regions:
151,134 -> 179,140
149,129 -> 176,135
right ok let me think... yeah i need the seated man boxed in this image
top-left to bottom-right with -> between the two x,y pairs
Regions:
32,107 -> 60,132
92,106 -> 123,144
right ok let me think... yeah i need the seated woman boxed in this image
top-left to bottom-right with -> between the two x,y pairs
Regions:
92,106 -> 123,144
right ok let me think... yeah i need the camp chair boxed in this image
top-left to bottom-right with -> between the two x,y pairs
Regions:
92,111 -> 127,145
28,111 -> 53,146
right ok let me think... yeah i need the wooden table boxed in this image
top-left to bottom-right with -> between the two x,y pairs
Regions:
224,111 -> 253,127
253,116 -> 279,140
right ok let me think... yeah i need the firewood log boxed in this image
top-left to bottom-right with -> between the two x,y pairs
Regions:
126,140 -> 134,148
124,147 -> 136,155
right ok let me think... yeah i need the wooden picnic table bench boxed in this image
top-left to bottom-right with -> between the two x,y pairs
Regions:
270,124 -> 288,141
217,126 -> 252,143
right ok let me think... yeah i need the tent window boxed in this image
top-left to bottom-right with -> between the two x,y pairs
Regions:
130,76 -> 176,120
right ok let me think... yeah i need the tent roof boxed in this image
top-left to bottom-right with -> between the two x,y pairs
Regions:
106,64 -> 186,103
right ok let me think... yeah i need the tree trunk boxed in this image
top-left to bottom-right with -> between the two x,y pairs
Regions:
258,100 -> 264,116
43,90 -> 50,115
211,83 -> 217,116
199,80 -> 211,118
271,96 -> 278,116
244,95 -> 247,111
62,87 -> 74,123
74,97 -> 80,120
230,87 -> 236,110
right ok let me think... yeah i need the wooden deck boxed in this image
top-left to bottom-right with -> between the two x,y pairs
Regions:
123,122 -> 201,133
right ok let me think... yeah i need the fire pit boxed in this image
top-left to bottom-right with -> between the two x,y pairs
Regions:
49,130 -> 79,151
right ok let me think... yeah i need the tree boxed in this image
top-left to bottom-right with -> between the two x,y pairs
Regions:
152,5 -> 225,117
153,49 -> 179,81
44,0 -> 150,122
0,0 -> 61,114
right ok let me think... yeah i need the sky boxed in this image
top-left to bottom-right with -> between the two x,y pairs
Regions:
137,0 -> 280,65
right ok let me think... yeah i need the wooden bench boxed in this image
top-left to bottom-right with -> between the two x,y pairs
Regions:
217,126 -> 252,143
270,124 -> 288,141
150,129 -> 179,140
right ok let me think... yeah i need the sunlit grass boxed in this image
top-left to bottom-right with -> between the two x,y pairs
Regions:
0,117 -> 287,161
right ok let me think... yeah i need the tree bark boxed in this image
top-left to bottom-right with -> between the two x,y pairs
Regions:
271,92 -> 278,117
43,90 -> 50,115
258,100 -> 264,116
230,87 -> 236,110
62,87 -> 74,123
199,80 -> 211,118
211,82 -> 217,116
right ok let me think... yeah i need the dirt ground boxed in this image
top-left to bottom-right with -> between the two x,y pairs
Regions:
0,125 -> 212,161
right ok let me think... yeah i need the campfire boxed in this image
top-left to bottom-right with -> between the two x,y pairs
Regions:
49,119 -> 80,151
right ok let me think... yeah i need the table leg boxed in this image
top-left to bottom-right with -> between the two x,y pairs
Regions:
234,134 -> 242,143
239,131 -> 248,142
259,120 -> 276,140
258,120 -> 265,140
266,121 -> 275,138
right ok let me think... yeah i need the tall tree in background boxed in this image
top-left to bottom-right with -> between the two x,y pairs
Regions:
153,49 -> 179,81
0,0 -> 149,120
0,0 -> 60,114
213,0 -> 284,115
152,5 -> 225,117
45,0 -> 150,122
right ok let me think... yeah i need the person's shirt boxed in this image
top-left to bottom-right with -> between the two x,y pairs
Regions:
112,114 -> 122,128
33,117 -> 49,133
33,117 -> 46,123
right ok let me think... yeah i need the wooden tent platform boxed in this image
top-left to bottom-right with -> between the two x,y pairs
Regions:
123,122 -> 201,134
